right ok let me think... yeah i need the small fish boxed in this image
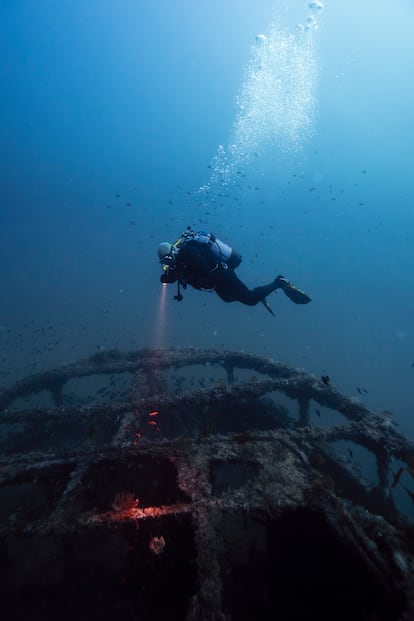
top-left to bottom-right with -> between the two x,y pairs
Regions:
411,361 -> 414,368
147,420 -> 158,426
356,387 -> 362,395
321,375 -> 330,386
391,467 -> 405,489
315,408 -> 321,418
115,193 -> 121,198
347,448 -> 353,458
149,410 -> 158,417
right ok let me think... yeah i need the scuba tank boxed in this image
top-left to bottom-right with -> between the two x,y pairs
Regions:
179,228 -> 242,269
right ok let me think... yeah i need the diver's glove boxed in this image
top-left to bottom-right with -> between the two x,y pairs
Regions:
275,275 -> 311,304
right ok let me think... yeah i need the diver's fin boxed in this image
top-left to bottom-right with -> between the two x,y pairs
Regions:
276,276 -> 311,305
261,298 -> 275,316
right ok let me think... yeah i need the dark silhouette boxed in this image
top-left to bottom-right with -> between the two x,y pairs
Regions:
158,228 -> 311,314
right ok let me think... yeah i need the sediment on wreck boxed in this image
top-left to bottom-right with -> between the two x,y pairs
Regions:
0,348 -> 413,620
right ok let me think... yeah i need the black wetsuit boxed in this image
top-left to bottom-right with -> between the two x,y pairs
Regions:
175,240 -> 279,306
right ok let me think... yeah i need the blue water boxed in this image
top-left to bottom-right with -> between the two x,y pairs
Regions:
1,0 -> 414,437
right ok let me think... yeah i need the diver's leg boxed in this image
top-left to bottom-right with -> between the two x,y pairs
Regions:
213,269 -> 250,302
214,270 -> 311,306
214,268 -> 277,306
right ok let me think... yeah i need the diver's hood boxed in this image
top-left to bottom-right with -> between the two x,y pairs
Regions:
157,242 -> 172,260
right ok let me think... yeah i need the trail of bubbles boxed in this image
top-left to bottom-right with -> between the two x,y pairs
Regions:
199,2 -> 323,200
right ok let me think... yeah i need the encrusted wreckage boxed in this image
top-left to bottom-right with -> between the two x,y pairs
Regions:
0,348 -> 414,620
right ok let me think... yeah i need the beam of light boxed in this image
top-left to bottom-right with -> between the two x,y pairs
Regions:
154,283 -> 168,349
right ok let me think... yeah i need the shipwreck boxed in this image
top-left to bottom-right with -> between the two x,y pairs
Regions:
0,348 -> 413,620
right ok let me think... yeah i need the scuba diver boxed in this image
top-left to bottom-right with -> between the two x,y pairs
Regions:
157,227 -> 311,315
